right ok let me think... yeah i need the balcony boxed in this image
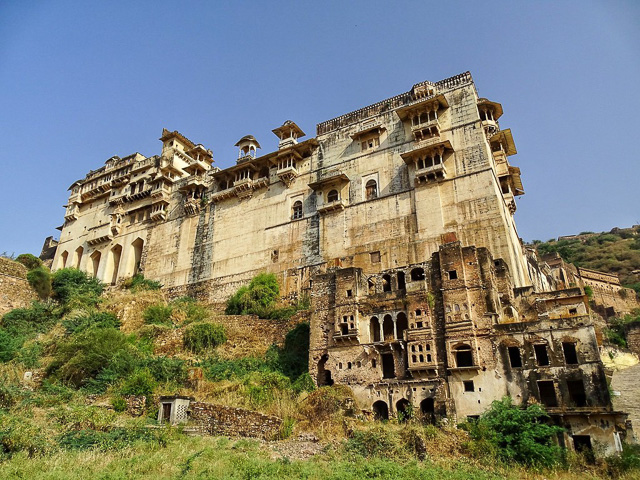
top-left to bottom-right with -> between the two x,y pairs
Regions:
150,206 -> 167,222
276,165 -> 298,186
317,199 -> 347,214
110,174 -> 130,188
210,187 -> 235,203
126,187 -> 152,202
415,163 -> 447,184
87,226 -> 112,246
332,329 -> 359,344
151,186 -> 171,201
411,118 -> 441,142
184,197 -> 201,216
81,183 -> 111,202
64,204 -> 79,222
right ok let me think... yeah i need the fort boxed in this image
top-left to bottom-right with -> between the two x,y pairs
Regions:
48,71 -> 637,454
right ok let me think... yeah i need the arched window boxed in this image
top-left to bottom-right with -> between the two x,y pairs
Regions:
396,312 -> 408,340
365,179 -> 378,200
327,189 -> 339,202
292,201 -> 303,220
370,317 -> 381,343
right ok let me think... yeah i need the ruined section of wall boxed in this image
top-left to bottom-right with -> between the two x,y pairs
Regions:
189,402 -> 281,439
0,258 -> 36,316
626,323 -> 640,356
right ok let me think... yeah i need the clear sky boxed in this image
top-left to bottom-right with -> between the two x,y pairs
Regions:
0,1 -> 638,256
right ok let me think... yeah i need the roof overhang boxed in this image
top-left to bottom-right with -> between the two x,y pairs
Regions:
508,166 -> 524,195
400,140 -> 453,164
349,124 -> 386,140
308,172 -> 350,190
395,93 -> 449,121
477,98 -> 504,120
490,129 -> 517,156
272,121 -> 305,139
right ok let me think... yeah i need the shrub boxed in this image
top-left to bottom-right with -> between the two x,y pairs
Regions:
51,268 -> 103,307
143,304 -> 173,326
111,396 -> 127,412
464,396 -> 564,468
172,296 -> 209,324
26,266 -> 52,299
47,328 -> 137,388
267,322 -> 310,380
120,368 -> 156,396
606,442 -> 640,475
0,415 -> 52,457
0,330 -> 21,363
199,355 -> 270,382
183,323 -> 226,353
62,311 -> 120,334
15,253 -> 42,271
225,273 -> 280,315
243,371 -> 291,407
345,425 -> 403,459
292,372 -> 316,394
144,356 -> 188,384
57,426 -> 161,451
123,274 -> 162,291
16,342 -> 42,368
300,385 -> 355,421
1,301 -> 60,338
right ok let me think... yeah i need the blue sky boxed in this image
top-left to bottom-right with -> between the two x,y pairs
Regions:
1,1 -> 638,256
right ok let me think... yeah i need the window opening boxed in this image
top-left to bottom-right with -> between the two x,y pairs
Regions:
292,200 -> 303,220
411,268 -> 425,281
382,274 -> 392,292
563,343 -> 578,365
463,380 -> 475,392
537,380 -> 558,407
448,270 -> 458,280
365,179 -> 378,200
397,271 -> 406,290
534,344 -> 550,366
454,345 -> 474,367
567,379 -> 587,407
327,189 -> 339,202
508,346 -> 522,368
381,353 -> 395,379
370,317 -> 381,343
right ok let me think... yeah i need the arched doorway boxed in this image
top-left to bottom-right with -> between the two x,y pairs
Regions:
420,398 -> 435,425
396,398 -> 412,421
370,317 -> 380,343
396,312 -> 408,341
383,315 -> 394,341
372,400 -> 389,420
317,354 -> 333,386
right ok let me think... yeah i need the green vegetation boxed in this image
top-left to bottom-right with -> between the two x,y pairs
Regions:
51,268 -> 103,309
26,266 -> 52,299
225,272 -> 310,319
603,310 -> 640,348
15,253 -> 43,271
123,274 -> 163,291
462,396 -> 564,468
182,323 -> 227,353
143,304 -> 173,326
533,228 -> 640,289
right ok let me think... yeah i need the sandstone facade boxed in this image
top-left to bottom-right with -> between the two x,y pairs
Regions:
0,258 -> 37,316
49,72 -> 634,455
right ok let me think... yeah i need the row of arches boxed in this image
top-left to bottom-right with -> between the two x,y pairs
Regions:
372,398 -> 435,423
369,312 -> 408,343
57,238 -> 144,285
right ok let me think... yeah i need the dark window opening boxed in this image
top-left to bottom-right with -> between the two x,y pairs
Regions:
455,345 -> 474,367
411,267 -> 425,281
370,317 -> 380,343
415,309 -> 422,316
383,315 -> 394,341
397,271 -> 406,290
382,274 -> 392,292
448,270 -> 458,280
416,321 -> 423,328
327,189 -> 339,202
569,308 -> 577,315
427,354 -> 432,362
563,343 -> 578,365
368,278 -> 375,294
508,346 -> 523,368
340,324 -> 348,335
372,359 -> 377,368
382,353 -> 395,379
396,312 -> 408,341
162,403 -> 172,422
573,435 -> 594,462
373,400 -> 389,420
567,379 -> 587,407
463,380 -> 475,392
538,380 -> 558,407
346,289 -> 352,297
534,344 -> 550,366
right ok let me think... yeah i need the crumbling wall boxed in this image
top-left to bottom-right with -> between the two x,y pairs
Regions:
189,402 -> 282,439
0,258 -> 36,316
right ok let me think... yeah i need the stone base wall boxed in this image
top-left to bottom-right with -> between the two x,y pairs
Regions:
626,323 -> 640,356
189,402 -> 282,439
0,258 -> 36,316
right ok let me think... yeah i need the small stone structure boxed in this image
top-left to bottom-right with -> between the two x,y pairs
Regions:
157,396 -> 282,440
158,395 -> 193,424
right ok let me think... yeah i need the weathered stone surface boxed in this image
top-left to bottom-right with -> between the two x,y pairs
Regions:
188,402 -> 282,440
0,258 -> 37,316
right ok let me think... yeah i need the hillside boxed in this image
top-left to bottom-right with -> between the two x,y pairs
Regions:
1,264 -> 640,478
532,226 -> 640,293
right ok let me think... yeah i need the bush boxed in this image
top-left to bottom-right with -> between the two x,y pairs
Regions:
464,396 -> 564,468
16,341 -> 43,368
266,322 -> 310,380
111,396 -> 127,412
144,356 -> 188,384
583,285 -> 593,299
1,301 -> 60,338
345,425 -> 403,459
183,323 -> 226,353
0,330 -> 21,363
57,426 -> 162,451
62,311 -> 120,334
120,368 -> 156,396
15,254 -> 42,271
200,355 -> 271,382
171,296 -> 209,324
0,415 -> 52,457
300,385 -> 355,421
143,304 -> 173,326
225,273 -> 280,315
51,268 -> 103,308
292,372 -> 316,394
123,274 -> 162,291
27,266 -> 52,299
243,371 -> 291,407
606,442 -> 640,475
47,328 -> 137,388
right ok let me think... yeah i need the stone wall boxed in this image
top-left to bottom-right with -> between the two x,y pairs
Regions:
0,258 -> 36,316
626,323 -> 640,356
189,401 -> 282,439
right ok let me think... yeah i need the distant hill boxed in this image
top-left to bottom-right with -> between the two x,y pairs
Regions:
532,226 -> 640,294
